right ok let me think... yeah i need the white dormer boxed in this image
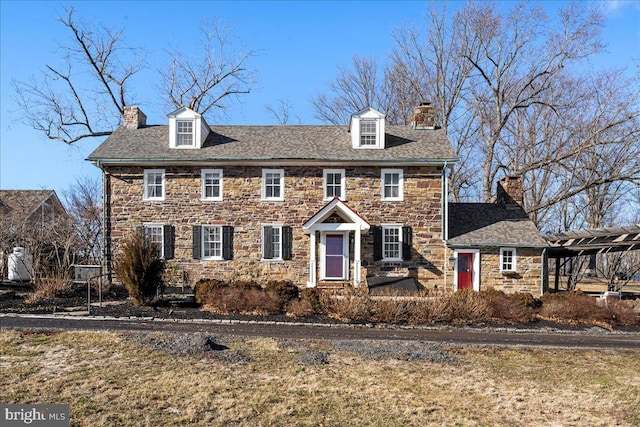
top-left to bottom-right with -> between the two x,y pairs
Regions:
168,107 -> 210,149
349,107 -> 386,149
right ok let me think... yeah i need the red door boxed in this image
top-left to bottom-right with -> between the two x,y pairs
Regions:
457,253 -> 473,289
325,234 -> 345,279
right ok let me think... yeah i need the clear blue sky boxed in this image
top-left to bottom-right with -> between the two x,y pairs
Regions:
1,1 -> 639,200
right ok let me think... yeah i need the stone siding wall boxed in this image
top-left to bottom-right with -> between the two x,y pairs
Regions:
105,165 -> 446,288
443,247 -> 543,295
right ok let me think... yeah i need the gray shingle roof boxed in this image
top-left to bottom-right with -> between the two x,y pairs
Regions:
448,203 -> 547,248
87,125 -> 457,164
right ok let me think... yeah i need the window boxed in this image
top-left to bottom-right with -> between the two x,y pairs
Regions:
202,226 -> 223,260
201,169 -> 223,200
176,120 -> 194,146
500,248 -> 517,272
381,169 -> 403,201
192,225 -> 233,260
262,225 -> 293,260
262,169 -> 284,201
373,225 -> 412,261
140,224 -> 174,259
383,226 -> 402,261
323,169 -> 345,200
360,119 -> 377,146
144,169 -> 165,200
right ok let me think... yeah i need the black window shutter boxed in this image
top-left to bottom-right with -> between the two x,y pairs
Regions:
192,225 -> 202,259
402,226 -> 413,261
263,226 -> 273,259
135,225 -> 144,236
163,224 -> 174,260
282,226 -> 293,260
222,226 -> 234,260
372,226 -> 382,261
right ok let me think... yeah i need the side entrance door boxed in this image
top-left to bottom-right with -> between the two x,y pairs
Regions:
325,234 -> 346,279
457,253 -> 473,290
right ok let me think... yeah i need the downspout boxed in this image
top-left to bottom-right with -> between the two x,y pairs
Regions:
442,162 -> 449,290
100,163 -> 113,286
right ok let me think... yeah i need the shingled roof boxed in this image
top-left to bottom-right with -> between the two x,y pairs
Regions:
447,203 -> 547,248
87,124 -> 457,165
0,190 -> 64,225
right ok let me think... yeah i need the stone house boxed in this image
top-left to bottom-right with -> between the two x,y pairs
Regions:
88,104 -> 546,295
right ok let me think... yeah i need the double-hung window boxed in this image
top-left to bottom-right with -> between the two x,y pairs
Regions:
500,248 -> 517,272
143,169 -> 165,201
262,169 -> 284,201
323,169 -> 345,200
383,226 -> 402,261
176,120 -> 194,147
381,169 -> 403,201
144,224 -> 164,257
192,225 -> 233,260
202,226 -> 223,260
360,119 -> 377,146
262,225 -> 293,260
201,169 -> 223,201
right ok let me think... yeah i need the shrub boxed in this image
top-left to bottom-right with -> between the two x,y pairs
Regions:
300,287 -> 323,314
285,299 -> 314,318
540,291 -> 614,326
321,287 -> 372,322
480,289 -> 539,323
369,293 -> 412,324
194,278 -> 227,304
447,289 -> 491,323
264,280 -> 299,309
113,232 -> 165,306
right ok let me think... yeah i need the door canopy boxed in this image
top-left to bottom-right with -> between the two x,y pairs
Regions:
302,198 -> 370,233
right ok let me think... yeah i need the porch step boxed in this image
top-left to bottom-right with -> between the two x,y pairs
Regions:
316,281 -> 350,290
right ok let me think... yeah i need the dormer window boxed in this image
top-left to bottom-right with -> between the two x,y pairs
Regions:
168,107 -> 210,149
349,107 -> 385,149
176,120 -> 194,147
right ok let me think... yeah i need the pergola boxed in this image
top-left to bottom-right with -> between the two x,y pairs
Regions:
544,224 -> 640,291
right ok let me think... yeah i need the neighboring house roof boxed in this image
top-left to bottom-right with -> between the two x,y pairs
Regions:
87,125 -> 458,166
447,203 -> 547,248
0,190 -> 65,225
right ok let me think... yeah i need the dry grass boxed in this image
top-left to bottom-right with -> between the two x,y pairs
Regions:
1,329 -> 639,426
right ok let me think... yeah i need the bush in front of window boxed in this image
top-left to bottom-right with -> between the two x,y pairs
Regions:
114,231 -> 165,306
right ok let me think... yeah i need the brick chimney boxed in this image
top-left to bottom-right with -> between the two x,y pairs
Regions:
410,101 -> 436,129
496,176 -> 523,209
123,106 -> 147,129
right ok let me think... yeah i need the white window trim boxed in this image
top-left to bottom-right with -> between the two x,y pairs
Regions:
500,248 -> 517,272
382,224 -> 403,262
359,119 -> 378,147
201,225 -> 223,261
262,224 -> 283,261
175,119 -> 195,148
201,169 -> 223,201
261,169 -> 285,201
323,169 -> 346,201
144,223 -> 164,258
381,169 -> 403,201
143,169 -> 165,201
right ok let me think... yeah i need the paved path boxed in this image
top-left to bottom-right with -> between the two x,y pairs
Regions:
2,314 -> 639,349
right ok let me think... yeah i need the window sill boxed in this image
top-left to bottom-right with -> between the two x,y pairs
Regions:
143,198 -> 165,202
501,270 -> 520,278
200,198 -> 223,202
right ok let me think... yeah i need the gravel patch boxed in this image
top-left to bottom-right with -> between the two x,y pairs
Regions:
129,332 -> 251,364
299,349 -> 330,365
331,339 -> 461,364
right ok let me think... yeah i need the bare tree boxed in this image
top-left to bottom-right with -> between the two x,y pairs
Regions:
64,177 -> 103,264
160,20 -> 256,116
312,56 -> 391,125
12,8 -> 145,144
265,99 -> 300,125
